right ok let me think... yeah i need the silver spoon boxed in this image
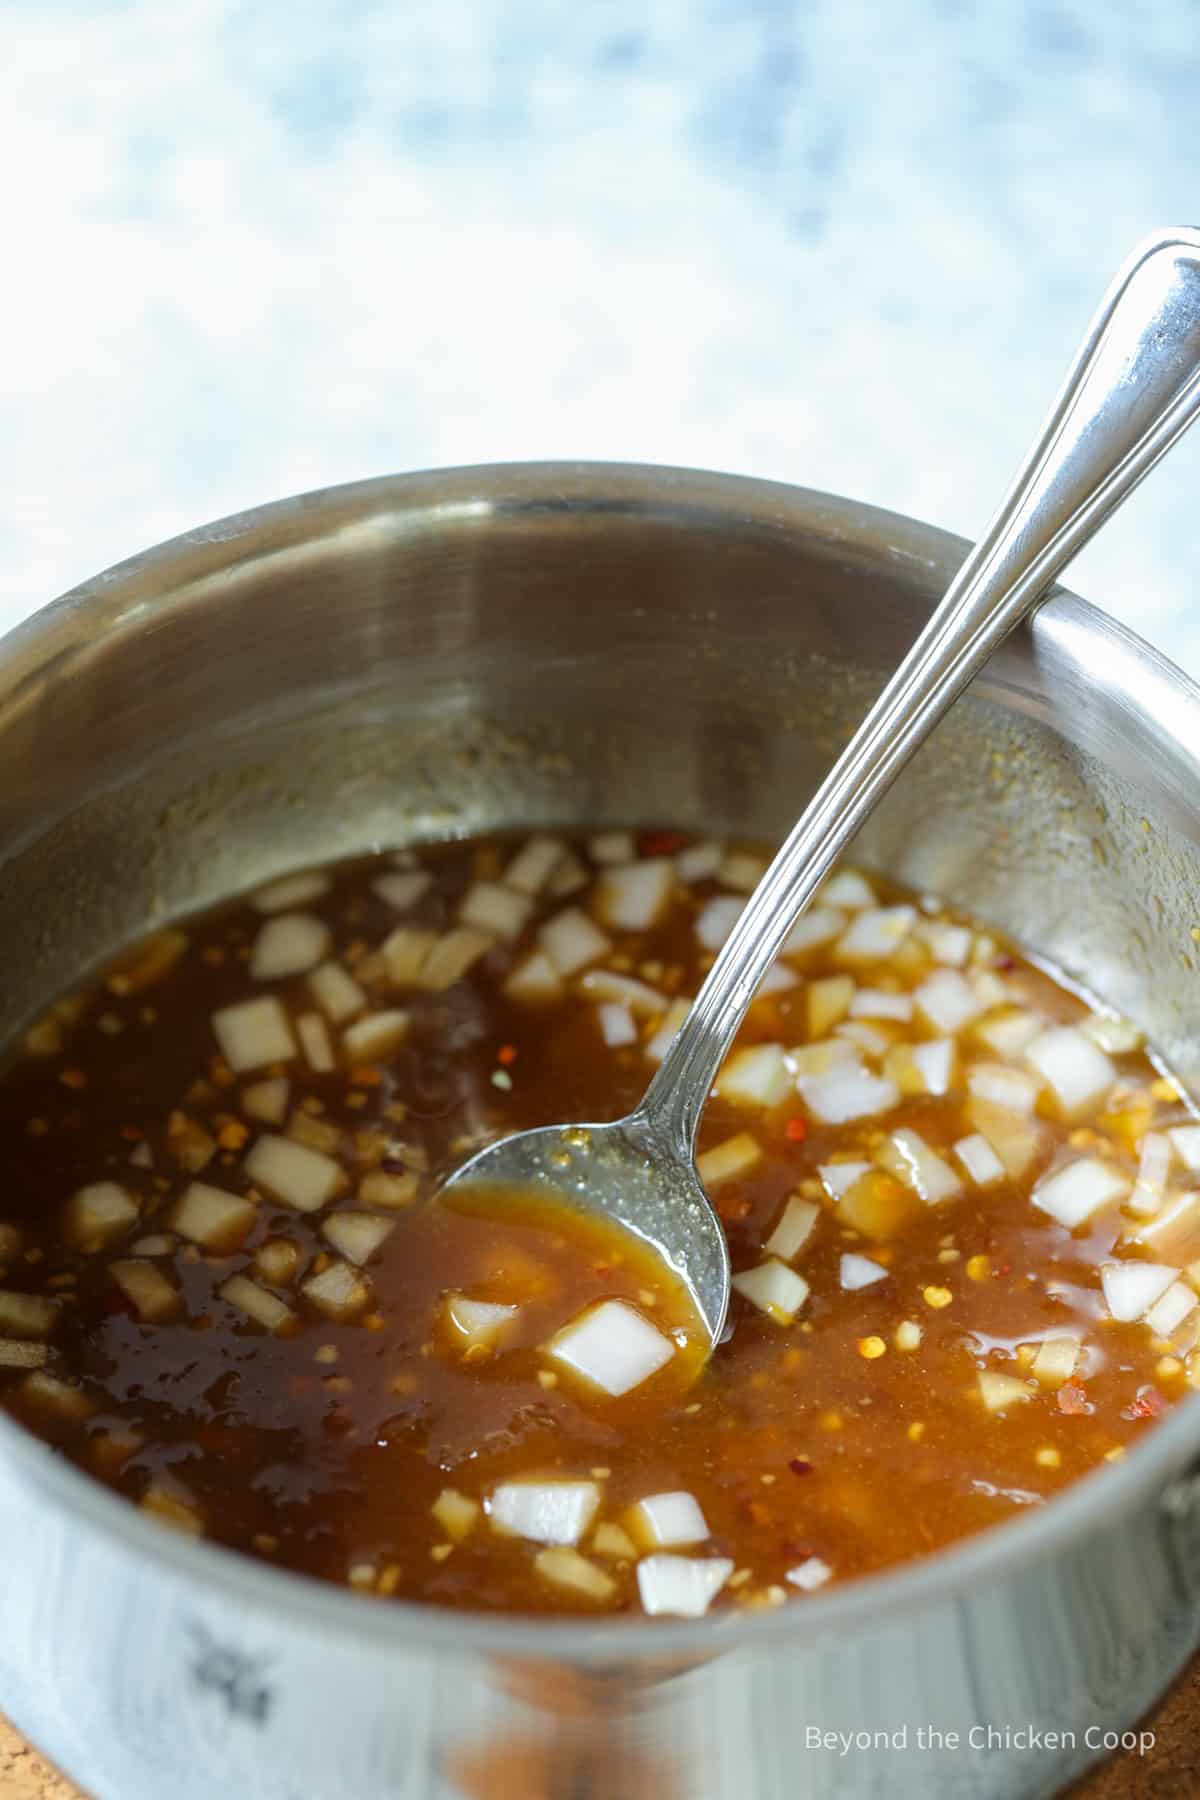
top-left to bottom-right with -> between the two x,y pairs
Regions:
440,226 -> 1200,1351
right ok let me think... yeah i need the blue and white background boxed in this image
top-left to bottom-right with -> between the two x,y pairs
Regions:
3,2 -> 1200,673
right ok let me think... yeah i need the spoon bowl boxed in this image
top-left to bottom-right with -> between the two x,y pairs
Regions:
440,225 -> 1200,1352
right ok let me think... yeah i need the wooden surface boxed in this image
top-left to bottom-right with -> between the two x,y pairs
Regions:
3,1661 -> 1199,1798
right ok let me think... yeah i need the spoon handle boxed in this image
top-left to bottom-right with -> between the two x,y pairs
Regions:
640,225 -> 1200,1155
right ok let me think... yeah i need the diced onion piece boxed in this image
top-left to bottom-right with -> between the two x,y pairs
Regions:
967,1062 -> 1039,1115
308,962 -> 367,1023
1030,1336 -> 1081,1387
249,912 -> 331,980
786,1555 -> 832,1592
0,1341 -> 46,1369
589,831 -> 634,865
807,974 -> 855,1038
422,928 -> 494,992
818,870 -> 876,910
504,950 -> 564,1005
578,969 -> 666,1015
252,871 -> 330,913
1169,1125 -> 1200,1173
165,1111 -> 216,1173
636,1554 -> 733,1618
732,1259 -> 809,1323
0,1290 -> 59,1339
695,896 -> 744,952
212,996 -> 295,1071
1033,1157 -> 1129,1229
341,1009 -> 409,1062
788,1039 -> 857,1076
255,1238 -> 301,1285
20,1372 -> 95,1421
978,1371 -> 1034,1413
1025,1027 -> 1115,1119
910,1040 -> 955,1097
1128,1190 -> 1200,1265
130,1234 -> 174,1256
675,840 -> 722,882
431,1487 -> 480,1542
835,1020 -> 890,1059
840,1253 -> 888,1291
245,1133 -> 343,1212
592,1521 -> 638,1560
782,908 -> 845,958
877,1128 -> 961,1204
716,1044 -> 791,1109
110,1259 -> 180,1323
141,1483 -> 205,1536
382,927 -> 440,986
548,850 -> 589,896
627,1491 -> 709,1550
818,1160 -> 871,1201
443,1293 -> 519,1351
719,850 -> 768,892
534,1546 -> 616,1602
965,1097 -> 1044,1180
597,1003 -> 637,1047
976,1010 -> 1042,1057
488,1479 -> 601,1545
296,1012 -> 335,1073
289,1111 -> 341,1154
1081,1012 -> 1143,1054
1100,1260 -> 1177,1322
954,1133 -> 1006,1186
322,1211 -> 396,1266
0,1224 -> 20,1263
697,1132 -> 762,1186
171,1182 -> 257,1252
129,1142 -> 153,1169
301,1259 -> 371,1321
970,970 -> 1009,1009
460,881 -> 531,942
755,961 -> 796,994
503,835 -> 565,895
359,1169 -> 419,1209
242,1077 -> 290,1125
1127,1131 -> 1173,1217
372,869 -> 433,910
644,998 -> 691,1064
915,920 -> 972,966
1144,1280 -> 1199,1339
914,968 -> 983,1033
838,1170 -> 919,1239
547,1299 -> 675,1396
765,1196 -> 819,1262
836,906 -> 917,963
539,908 -> 612,977
63,1181 -> 138,1250
219,1274 -> 296,1334
594,859 -> 674,931
797,1061 -> 900,1125
850,989 -> 913,1022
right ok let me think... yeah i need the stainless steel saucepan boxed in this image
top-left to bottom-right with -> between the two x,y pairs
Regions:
0,462 -> 1199,1799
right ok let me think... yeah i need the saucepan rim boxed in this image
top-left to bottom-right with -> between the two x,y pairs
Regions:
2,459 -> 1198,1663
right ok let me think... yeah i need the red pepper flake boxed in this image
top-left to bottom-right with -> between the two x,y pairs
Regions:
496,1044 -> 518,1066
788,1457 -> 813,1477
118,1124 -> 144,1142
349,1065 -> 383,1087
716,1193 -> 751,1222
785,1116 -> 808,1143
1123,1386 -> 1166,1422
1057,1381 -> 1091,1416
59,1068 -> 87,1090
639,829 -> 688,857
